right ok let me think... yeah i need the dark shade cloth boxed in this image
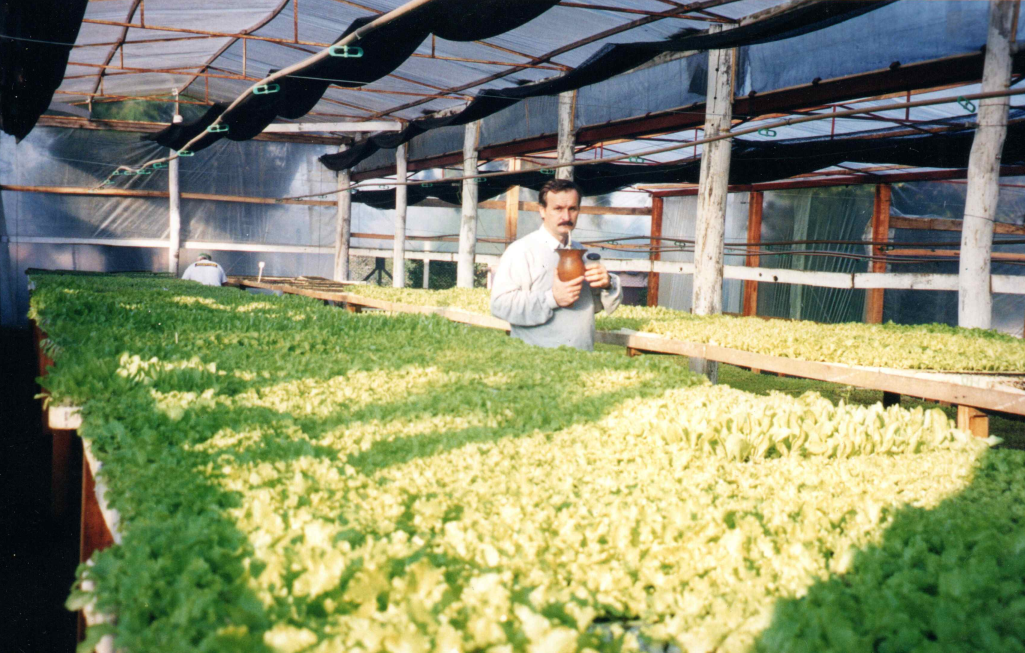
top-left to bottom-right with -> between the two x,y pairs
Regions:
144,1 -> 560,153
348,110 -> 1025,208
322,0 -> 894,172
0,0 -> 89,141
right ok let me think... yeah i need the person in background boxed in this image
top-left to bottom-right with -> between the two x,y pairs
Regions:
181,253 -> 227,287
491,179 -> 621,351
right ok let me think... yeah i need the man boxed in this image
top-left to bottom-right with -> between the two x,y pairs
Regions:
181,253 -> 227,287
491,179 -> 621,351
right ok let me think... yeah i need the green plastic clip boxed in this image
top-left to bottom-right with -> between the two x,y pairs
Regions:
420,182 -> 433,188
628,156 -> 644,163
102,179 -> 115,186
758,128 -> 777,137
473,177 -> 483,184
957,96 -> 976,113
178,149 -> 194,157
540,168 -> 555,175
153,162 -> 168,169
254,83 -> 280,95
206,124 -> 229,133
329,45 -> 364,58
136,169 -> 153,175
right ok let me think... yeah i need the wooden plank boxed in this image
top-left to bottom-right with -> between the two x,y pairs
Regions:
595,330 -> 1025,416
647,197 -> 663,307
957,405 -> 990,438
742,191 -> 763,317
887,248 -> 1025,262
865,184 -> 891,324
890,215 -> 1025,236
80,452 -> 115,564
478,200 -> 650,216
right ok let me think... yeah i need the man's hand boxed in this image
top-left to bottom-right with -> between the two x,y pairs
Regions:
552,274 -> 584,307
584,263 -> 611,290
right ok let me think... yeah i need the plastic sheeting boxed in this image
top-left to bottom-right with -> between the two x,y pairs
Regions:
342,110 -> 1025,207
887,179 -> 1025,338
324,1 -> 891,171
657,194 -> 746,314
756,186 -> 874,324
0,126 -> 336,326
352,0 -> 1020,175
147,0 -> 563,153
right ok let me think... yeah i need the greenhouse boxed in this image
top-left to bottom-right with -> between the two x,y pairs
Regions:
2,1 -> 1025,652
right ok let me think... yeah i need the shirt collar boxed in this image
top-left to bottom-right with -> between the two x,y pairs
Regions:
536,226 -> 567,251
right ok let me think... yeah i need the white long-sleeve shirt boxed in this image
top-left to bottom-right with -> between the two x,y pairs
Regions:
491,227 -> 621,351
181,260 -> 227,286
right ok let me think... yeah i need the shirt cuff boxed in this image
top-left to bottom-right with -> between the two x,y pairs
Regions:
545,289 -> 559,310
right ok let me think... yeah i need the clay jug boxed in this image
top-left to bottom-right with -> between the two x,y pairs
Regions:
556,249 -> 586,281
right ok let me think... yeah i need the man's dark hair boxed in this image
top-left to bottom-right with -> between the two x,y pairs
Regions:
538,179 -> 582,208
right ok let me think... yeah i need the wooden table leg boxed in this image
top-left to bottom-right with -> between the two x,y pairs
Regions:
345,303 -> 363,314
956,406 -> 989,438
627,347 -> 641,357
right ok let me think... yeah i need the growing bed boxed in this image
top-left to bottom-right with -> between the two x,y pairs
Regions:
32,274 -> 1025,653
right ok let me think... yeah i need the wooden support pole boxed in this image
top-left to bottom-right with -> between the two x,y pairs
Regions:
333,166 -> 351,282
692,24 -> 735,383
957,405 -> 990,438
959,0 -> 1015,329
505,158 -> 521,243
742,191 -> 763,317
457,121 -> 481,288
865,184 -> 891,324
647,196 -> 663,307
556,91 -> 576,181
393,143 -> 407,288
692,23 -> 735,317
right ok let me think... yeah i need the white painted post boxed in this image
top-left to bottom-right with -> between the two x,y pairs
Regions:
393,143 -> 407,288
959,0 -> 1014,330
168,113 -> 182,276
691,24 -> 735,382
457,121 -> 481,288
423,242 -> 431,289
556,91 -> 576,180
333,166 -> 352,282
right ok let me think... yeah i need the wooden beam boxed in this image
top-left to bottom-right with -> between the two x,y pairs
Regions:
596,330 -> 1025,416
957,405 -> 990,438
887,249 -> 1025,262
648,196 -> 663,307
742,190 -> 762,317
693,24 -> 735,321
505,158 -> 521,243
865,184 -> 891,324
959,0 -> 1015,329
0,184 -> 336,207
334,165 -> 352,282
34,114 -> 347,146
556,91 -> 577,181
394,143 -> 408,288
890,215 -> 1025,235
458,121 -> 481,288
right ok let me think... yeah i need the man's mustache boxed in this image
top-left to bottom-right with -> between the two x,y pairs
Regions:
558,221 -> 575,226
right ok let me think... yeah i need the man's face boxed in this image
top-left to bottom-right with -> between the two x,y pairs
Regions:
539,189 -> 581,244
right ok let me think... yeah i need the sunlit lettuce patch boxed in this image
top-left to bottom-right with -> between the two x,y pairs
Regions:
32,275 -> 1023,653
345,286 -> 1025,372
